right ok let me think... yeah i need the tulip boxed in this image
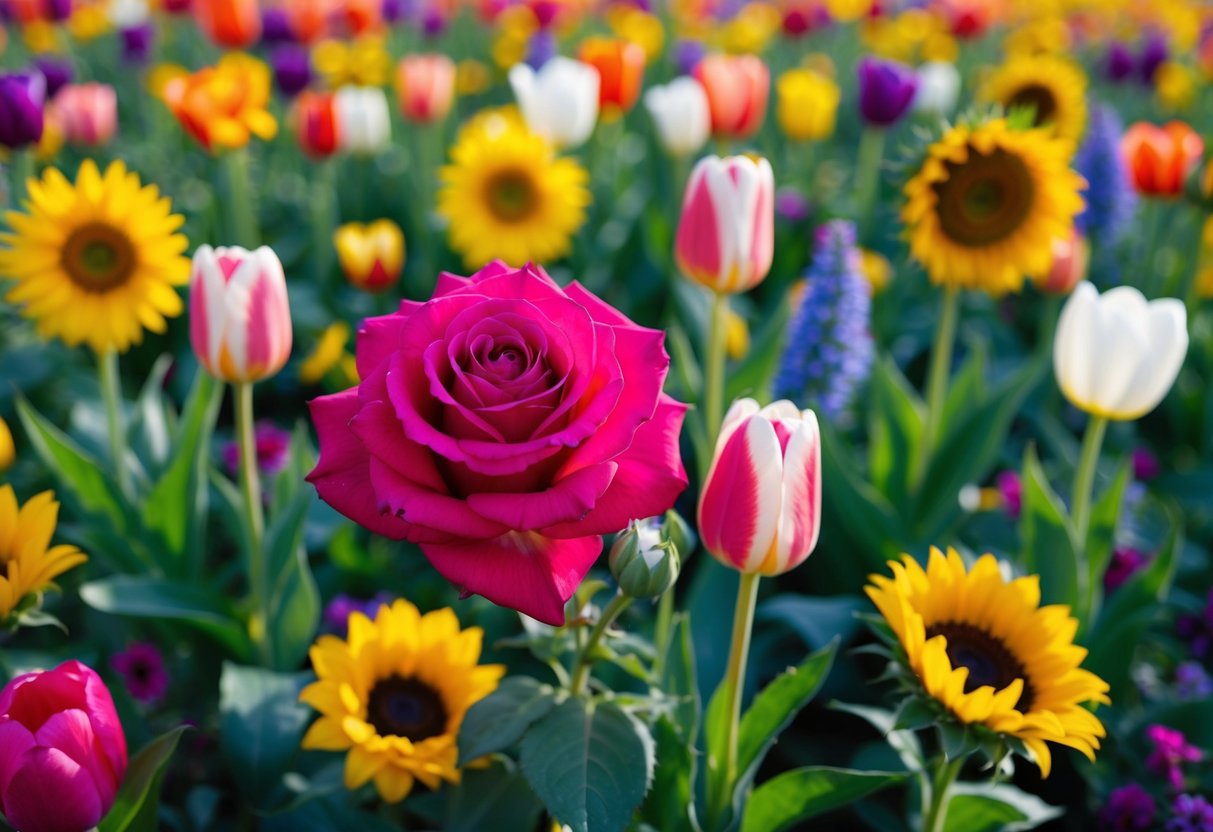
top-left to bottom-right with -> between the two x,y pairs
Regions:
0,71 -> 46,150
698,399 -> 822,575
271,45 -> 313,97
333,85 -> 391,154
1121,121 -> 1204,198
913,61 -> 960,117
509,56 -> 600,149
32,58 -> 72,98
1054,281 -> 1187,420
675,155 -> 775,294
0,660 -> 127,832
50,83 -> 117,146
108,0 -> 149,27
395,53 -> 457,123
333,219 -> 405,292
644,76 -> 710,157
1033,230 -> 1089,295
693,53 -> 769,139
293,90 -> 341,158
775,67 -> 838,142
189,245 -> 293,384
579,36 -> 646,116
856,55 -> 918,127
120,23 -> 155,64
0,415 -> 12,472
194,0 -> 261,48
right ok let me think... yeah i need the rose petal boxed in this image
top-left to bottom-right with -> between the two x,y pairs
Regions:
368,458 -> 510,538
466,462 -> 618,531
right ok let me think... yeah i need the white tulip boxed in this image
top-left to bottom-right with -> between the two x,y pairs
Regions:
1054,281 -> 1188,420
508,57 -> 599,149
109,0 -> 150,27
913,61 -> 961,116
644,77 -> 711,158
334,86 -> 391,155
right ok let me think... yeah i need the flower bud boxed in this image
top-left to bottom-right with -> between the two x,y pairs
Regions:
0,71 -> 46,150
1121,121 -> 1203,198
194,0 -> 262,48
609,518 -> 680,599
579,37 -> 646,117
856,56 -> 918,127
776,67 -> 838,142
293,90 -> 342,158
1032,229 -> 1089,295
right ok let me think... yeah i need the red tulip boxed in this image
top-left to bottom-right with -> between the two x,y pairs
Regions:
293,90 -> 342,158
1121,121 -> 1204,198
194,0 -> 262,48
395,54 -> 456,123
693,54 -> 770,139
579,37 -> 646,116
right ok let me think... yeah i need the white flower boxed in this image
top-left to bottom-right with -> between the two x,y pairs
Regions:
644,77 -> 711,158
334,86 -> 391,155
913,61 -> 961,116
109,0 -> 150,27
1053,281 -> 1188,420
508,57 -> 599,149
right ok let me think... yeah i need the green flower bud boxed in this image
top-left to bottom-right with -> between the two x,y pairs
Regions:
608,519 -> 680,599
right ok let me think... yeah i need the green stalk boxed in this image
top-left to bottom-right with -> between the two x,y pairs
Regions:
921,755 -> 964,832
1071,414 -> 1108,551
8,149 -> 36,207
98,348 -> 131,498
704,290 -> 730,450
855,126 -> 887,244
914,285 -> 961,488
652,587 -> 676,681
310,158 -> 337,288
234,382 -> 268,663
568,592 -> 632,696
222,148 -> 258,249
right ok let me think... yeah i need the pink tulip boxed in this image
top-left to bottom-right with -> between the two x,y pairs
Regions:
51,83 -> 118,146
675,154 -> 775,294
0,660 -> 128,832
698,398 -> 822,575
1033,229 -> 1089,295
395,54 -> 456,123
189,245 -> 292,383
694,53 -> 770,139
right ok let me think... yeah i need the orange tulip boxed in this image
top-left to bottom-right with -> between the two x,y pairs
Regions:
1121,121 -> 1205,198
293,90 -> 342,158
193,0 -> 262,48
164,54 -> 278,153
693,53 -> 770,139
579,37 -> 646,116
395,54 -> 457,123
282,0 -> 331,42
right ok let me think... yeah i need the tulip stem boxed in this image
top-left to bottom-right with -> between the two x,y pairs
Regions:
707,570 -> 761,831
222,148 -> 258,249
855,127 -> 886,244
569,592 -> 632,696
98,348 -> 131,498
704,290 -> 729,445
1071,414 -> 1107,554
9,149 -> 36,205
915,285 -> 960,488
310,158 -> 337,287
921,755 -> 964,832
234,382 -> 268,663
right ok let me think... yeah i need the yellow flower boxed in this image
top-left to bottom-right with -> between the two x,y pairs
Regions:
1002,16 -> 1070,56
438,109 -> 590,268
68,3 -> 111,40
35,111 -> 64,162
0,486 -> 88,624
902,118 -> 1085,295
333,220 -> 405,292
825,0 -> 872,22
776,68 -> 839,142
163,53 -> 278,153
725,306 -> 750,360
866,548 -> 1109,778
147,63 -> 190,101
299,600 -> 505,803
980,54 -> 1087,152
859,249 -> 892,294
22,21 -> 61,54
1155,61 -> 1197,111
313,36 -> 391,89
300,323 -> 351,385
455,60 -> 491,96
0,416 -> 13,472
719,3 -> 781,54
607,7 -> 664,63
0,160 -> 190,354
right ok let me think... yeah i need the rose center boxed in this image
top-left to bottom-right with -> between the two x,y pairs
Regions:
484,346 -> 526,379
62,222 -> 137,293
1006,84 -> 1057,126
925,620 -> 1034,711
485,169 -> 539,222
933,148 -> 1034,247
366,675 -> 448,741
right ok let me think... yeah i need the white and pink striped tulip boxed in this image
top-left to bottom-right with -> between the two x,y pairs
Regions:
675,154 -> 775,294
189,245 -> 293,384
698,398 -> 822,575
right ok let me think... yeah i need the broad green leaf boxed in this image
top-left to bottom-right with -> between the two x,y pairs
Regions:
819,421 -> 902,581
268,543 -> 320,672
724,298 -> 790,404
757,595 -> 865,650
262,792 -> 400,832
1084,459 -> 1132,618
80,576 -> 252,662
638,716 -> 697,832
942,783 -> 1062,832
519,698 -> 654,832
828,702 -> 924,771
458,677 -> 560,764
868,357 -> 924,512
740,766 -> 908,832
659,612 -> 700,745
131,355 -> 175,472
444,759 -> 544,832
1019,446 -> 1081,609
939,340 -> 987,440
99,725 -> 191,832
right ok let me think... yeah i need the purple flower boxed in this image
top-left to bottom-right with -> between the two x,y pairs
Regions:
1133,448 -> 1161,481
120,24 -> 155,64
271,45 -> 313,97
0,71 -> 46,150
45,0 -> 72,21
1105,42 -> 1135,82
1177,589 -> 1213,660
1146,724 -> 1203,791
111,642 -> 169,706
261,6 -> 294,43
674,40 -> 707,77
1104,547 -> 1149,594
323,592 -> 395,636
222,421 -> 292,479
1166,794 -> 1213,832
856,56 -> 918,127
996,470 -> 1022,519
775,187 -> 811,222
421,6 -> 447,38
525,30 -> 557,70
1139,32 -> 1169,84
1174,662 -> 1213,700
1098,784 -> 1157,832
33,57 -> 72,98
381,0 -> 406,23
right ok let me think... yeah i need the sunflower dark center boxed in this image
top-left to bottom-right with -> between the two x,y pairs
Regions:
366,675 -> 448,741
925,620 -> 1035,711
62,222 -> 137,293
485,170 -> 538,222
1006,84 -> 1057,126
933,148 -> 1035,247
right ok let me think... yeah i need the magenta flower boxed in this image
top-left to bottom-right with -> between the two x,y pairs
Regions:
1104,547 -> 1149,594
856,56 -> 918,127
1146,724 -> 1203,790
0,71 -> 46,150
111,642 -> 170,707
1098,784 -> 1157,832
307,262 -> 688,625
995,470 -> 1022,518
1167,794 -> 1213,832
1133,447 -> 1161,481
223,420 -> 291,479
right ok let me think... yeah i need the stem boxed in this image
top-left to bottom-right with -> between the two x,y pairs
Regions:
1071,414 -> 1108,550
1141,199 -> 1164,296
652,588 -> 676,681
98,348 -> 131,497
222,149 -> 258,249
921,755 -> 964,832
704,290 -> 729,446
234,382 -> 268,663
8,149 -> 36,207
707,571 -> 761,830
310,158 -> 337,288
568,592 -> 632,696
914,285 -> 961,488
855,127 -> 887,244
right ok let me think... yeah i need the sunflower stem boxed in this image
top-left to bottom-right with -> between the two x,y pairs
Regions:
222,148 -> 258,249
921,755 -> 964,832
704,290 -> 730,453
234,381 -> 268,664
915,284 -> 961,489
1071,414 -> 1107,557
707,570 -> 761,831
855,126 -> 887,245
568,592 -> 632,696
98,348 -> 131,499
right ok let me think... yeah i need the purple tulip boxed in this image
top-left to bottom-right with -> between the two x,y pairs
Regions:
525,30 -> 557,70
120,24 -> 155,64
674,40 -> 707,77
45,0 -> 72,21
421,6 -> 447,38
1139,32 -> 1169,84
0,72 -> 46,150
260,6 -> 294,44
32,57 -> 71,98
857,56 -> 918,127
381,0 -> 406,23
271,44 -> 313,97
1105,42 -> 1135,82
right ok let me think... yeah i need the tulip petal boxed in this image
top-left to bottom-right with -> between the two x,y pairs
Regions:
0,719 -> 35,797
5,747 -> 105,832
698,414 -> 782,571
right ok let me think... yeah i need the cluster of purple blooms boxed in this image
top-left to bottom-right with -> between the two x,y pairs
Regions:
1104,32 -> 1170,85
1100,725 -> 1210,831
1073,104 -> 1138,253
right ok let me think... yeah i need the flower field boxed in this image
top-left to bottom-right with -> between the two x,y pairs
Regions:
1,0 -> 1213,830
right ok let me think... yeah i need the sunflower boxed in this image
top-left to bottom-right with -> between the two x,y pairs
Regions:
0,486 -> 88,625
0,160 -> 190,354
902,117 -> 1085,295
866,548 -> 1109,777
299,600 -> 505,803
980,54 -> 1087,151
438,108 -> 590,269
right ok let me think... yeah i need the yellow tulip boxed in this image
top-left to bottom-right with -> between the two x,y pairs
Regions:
776,68 -> 839,142
0,416 -> 14,472
333,219 -> 405,292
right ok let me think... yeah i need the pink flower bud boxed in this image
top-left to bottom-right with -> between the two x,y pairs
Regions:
698,399 -> 822,575
676,155 -> 775,294
1033,229 -> 1089,295
50,83 -> 118,146
395,54 -> 457,124
189,245 -> 293,383
0,660 -> 128,832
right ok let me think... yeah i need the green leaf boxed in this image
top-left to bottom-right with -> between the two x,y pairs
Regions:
218,663 -> 312,811
868,357 -> 924,512
941,783 -> 1062,832
458,677 -> 560,764
264,489 -> 321,671
757,595 -> 865,650
939,340 -> 987,440
740,766 -> 908,832
829,702 -> 924,772
724,298 -> 790,404
1018,446 -> 1081,608
131,355 -> 175,472
80,576 -> 253,662
99,725 -> 191,832
659,612 -> 700,745
519,698 -> 655,832
819,420 -> 903,575
1085,459 -> 1132,611
638,716 -> 697,832
444,759 -> 544,832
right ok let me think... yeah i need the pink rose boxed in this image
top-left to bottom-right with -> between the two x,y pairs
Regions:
307,262 -> 688,624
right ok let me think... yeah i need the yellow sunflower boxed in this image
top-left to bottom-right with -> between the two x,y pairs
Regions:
980,55 -> 1087,151
299,600 -> 505,803
902,118 -> 1085,295
0,160 -> 190,354
866,547 -> 1109,778
0,485 -> 88,625
438,108 -> 591,269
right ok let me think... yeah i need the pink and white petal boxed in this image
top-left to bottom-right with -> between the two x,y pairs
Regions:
765,412 -> 821,575
697,414 -> 782,571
